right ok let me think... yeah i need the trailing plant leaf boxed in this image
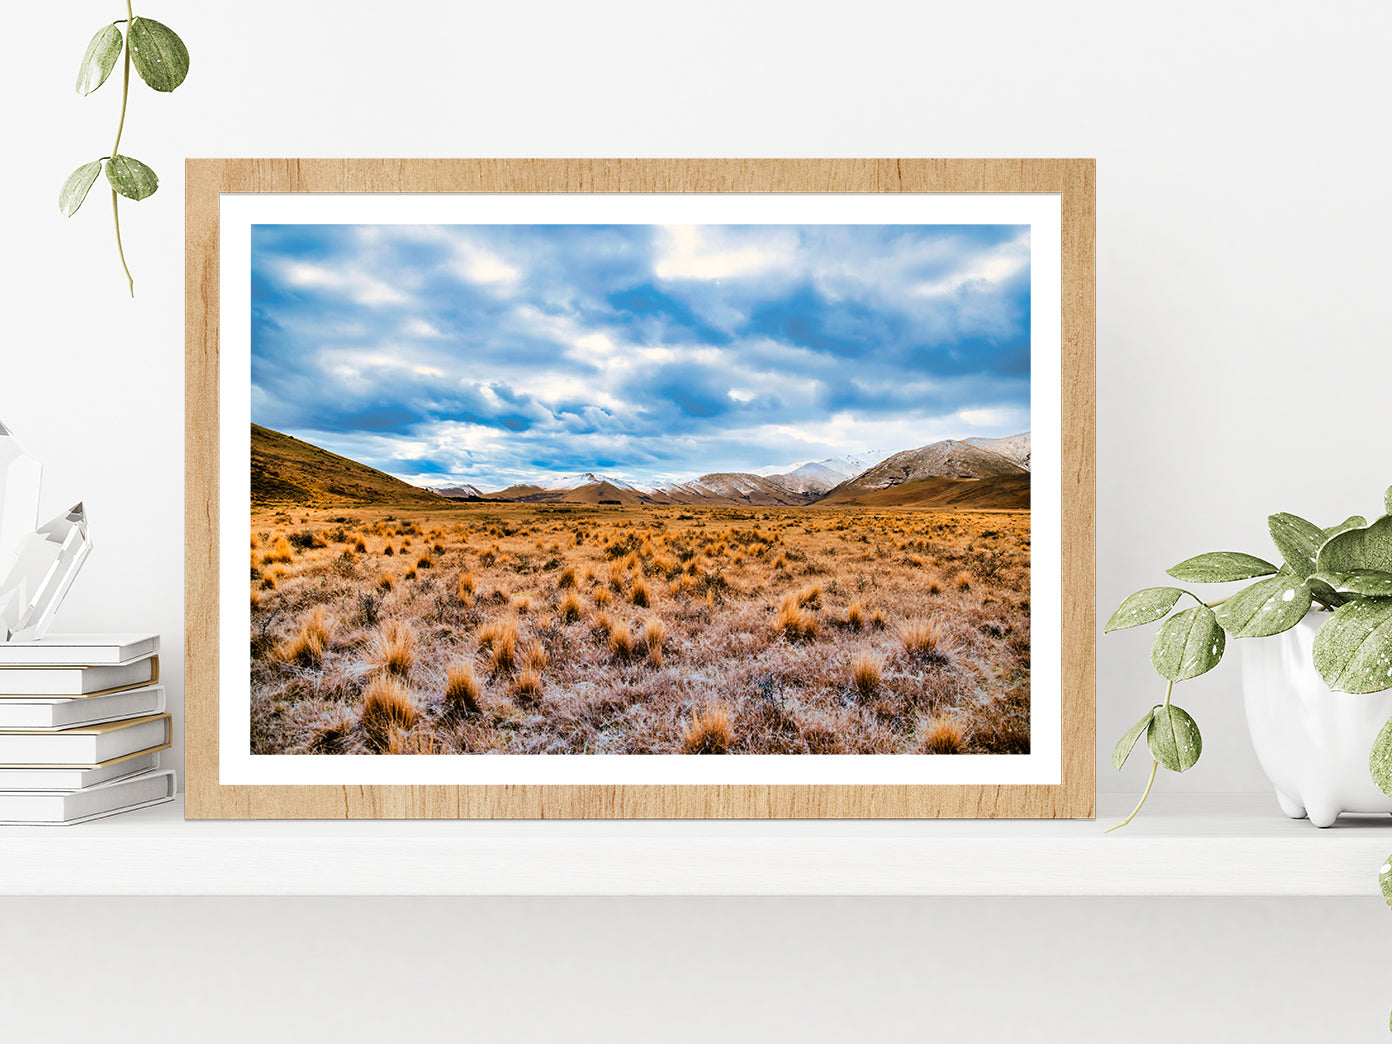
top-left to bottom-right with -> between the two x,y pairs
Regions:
1150,606 -> 1225,681
1317,514 -> 1392,575
1166,551 -> 1277,583
1308,570 -> 1392,598
1386,486 -> 1392,515
105,155 -> 158,201
1325,515 -> 1368,540
58,160 -> 104,217
1267,513 -> 1325,579
128,17 -> 189,92
1112,708 -> 1156,770
1146,704 -> 1202,772
1105,588 -> 1185,633
1370,717 -> 1392,798
1312,598 -> 1392,694
1214,575 -> 1312,638
1380,850 -> 1392,909
76,23 -> 123,95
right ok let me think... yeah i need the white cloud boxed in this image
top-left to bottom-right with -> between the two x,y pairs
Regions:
653,226 -> 795,281
279,260 -> 409,307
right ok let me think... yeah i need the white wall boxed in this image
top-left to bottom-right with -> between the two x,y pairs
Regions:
2,2 -> 1389,1037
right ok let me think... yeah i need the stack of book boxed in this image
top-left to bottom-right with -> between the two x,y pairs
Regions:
0,633 -> 173,825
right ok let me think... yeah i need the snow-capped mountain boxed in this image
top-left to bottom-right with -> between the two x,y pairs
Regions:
963,432 -> 1031,471
546,472 -> 645,492
431,483 -> 486,498
763,450 -> 894,494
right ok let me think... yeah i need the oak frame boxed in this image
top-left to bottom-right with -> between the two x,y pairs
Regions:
185,158 -> 1095,819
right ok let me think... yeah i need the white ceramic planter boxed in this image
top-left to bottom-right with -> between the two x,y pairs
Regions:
1241,611 -> 1392,827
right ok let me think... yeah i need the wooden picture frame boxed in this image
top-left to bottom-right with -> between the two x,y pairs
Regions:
186,158 -> 1095,819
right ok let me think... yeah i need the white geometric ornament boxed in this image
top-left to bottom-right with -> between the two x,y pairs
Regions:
0,422 -> 92,642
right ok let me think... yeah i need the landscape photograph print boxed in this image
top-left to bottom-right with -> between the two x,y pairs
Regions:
248,222 -> 1032,758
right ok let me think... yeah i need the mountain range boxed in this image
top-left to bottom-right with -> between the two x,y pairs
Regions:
252,424 -> 1030,511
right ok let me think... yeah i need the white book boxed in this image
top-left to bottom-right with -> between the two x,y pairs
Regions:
0,769 -> 176,825
0,633 -> 159,667
0,685 -> 165,730
0,750 -> 161,790
0,714 -> 171,767
0,655 -> 159,696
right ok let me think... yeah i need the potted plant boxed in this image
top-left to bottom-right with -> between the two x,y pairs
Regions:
1106,483 -> 1392,834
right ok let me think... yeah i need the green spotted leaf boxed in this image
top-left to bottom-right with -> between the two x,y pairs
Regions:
1306,573 -> 1351,610
104,155 -> 158,201
1105,588 -> 1185,633
1150,606 -> 1226,681
76,23 -> 123,95
1112,708 -> 1156,770
1370,717 -> 1392,799
1313,598 -> 1392,694
1325,515 -> 1368,541
1379,846 -> 1392,910
128,17 -> 189,92
1215,575 -> 1312,637
58,160 -> 104,217
1166,551 -> 1278,584
1308,570 -> 1392,599
1147,704 -> 1202,772
1317,515 -> 1392,575
1386,486 -> 1392,516
1268,513 -> 1325,580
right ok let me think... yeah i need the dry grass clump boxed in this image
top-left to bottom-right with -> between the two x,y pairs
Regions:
512,668 -> 543,701
609,620 -> 636,660
683,703 -> 733,754
870,609 -> 887,630
479,618 -> 519,675
901,618 -> 949,663
444,661 -> 484,715
416,555 -> 432,570
955,571 -> 973,592
559,587 -> 584,622
250,588 -> 262,611
593,586 -> 614,610
928,579 -> 943,595
457,570 -> 477,599
845,601 -> 865,630
523,641 -> 549,673
631,576 -> 652,608
851,653 -> 882,700
354,538 -> 368,553
372,619 -> 416,678
774,595 -> 818,643
796,584 -> 822,609
921,717 -> 965,754
643,616 -> 666,667
280,607 -> 332,666
261,535 -> 293,565
359,675 -> 419,737
558,564 -> 578,589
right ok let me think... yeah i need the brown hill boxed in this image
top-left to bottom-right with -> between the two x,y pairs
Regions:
505,482 -> 651,507
251,424 -> 445,506
823,440 -> 1025,501
817,473 -> 1031,510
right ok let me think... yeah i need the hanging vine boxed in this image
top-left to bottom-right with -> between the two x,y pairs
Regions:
59,6 -> 189,297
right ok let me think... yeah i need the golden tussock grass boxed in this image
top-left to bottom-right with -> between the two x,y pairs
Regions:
851,653 -> 882,699
457,570 -> 477,598
608,620 -> 636,660
261,535 -> 293,565
444,661 -> 483,714
478,619 -> 519,674
901,618 -> 948,662
558,564 -> 578,589
683,702 -> 733,754
870,609 -> 887,630
955,571 -> 973,591
372,619 -> 415,677
631,576 -> 651,608
403,566 -> 418,581
377,574 -> 394,593
523,641 -> 549,673
559,588 -> 584,622
279,607 -> 332,667
845,601 -> 865,630
593,587 -> 614,610
512,668 -> 543,701
643,616 -> 666,667
921,717 -> 965,754
774,595 -> 818,642
416,555 -> 432,570
796,584 -> 822,609
359,674 -> 419,736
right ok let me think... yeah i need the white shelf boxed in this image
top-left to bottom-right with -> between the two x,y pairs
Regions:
0,794 -> 1388,896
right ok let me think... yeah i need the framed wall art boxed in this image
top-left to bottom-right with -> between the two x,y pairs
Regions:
185,158 -> 1095,819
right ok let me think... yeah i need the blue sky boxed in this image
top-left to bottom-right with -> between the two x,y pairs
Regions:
250,223 -> 1030,491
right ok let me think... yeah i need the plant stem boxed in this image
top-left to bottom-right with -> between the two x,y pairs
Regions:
111,0 -> 135,296
1106,679 -> 1175,833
